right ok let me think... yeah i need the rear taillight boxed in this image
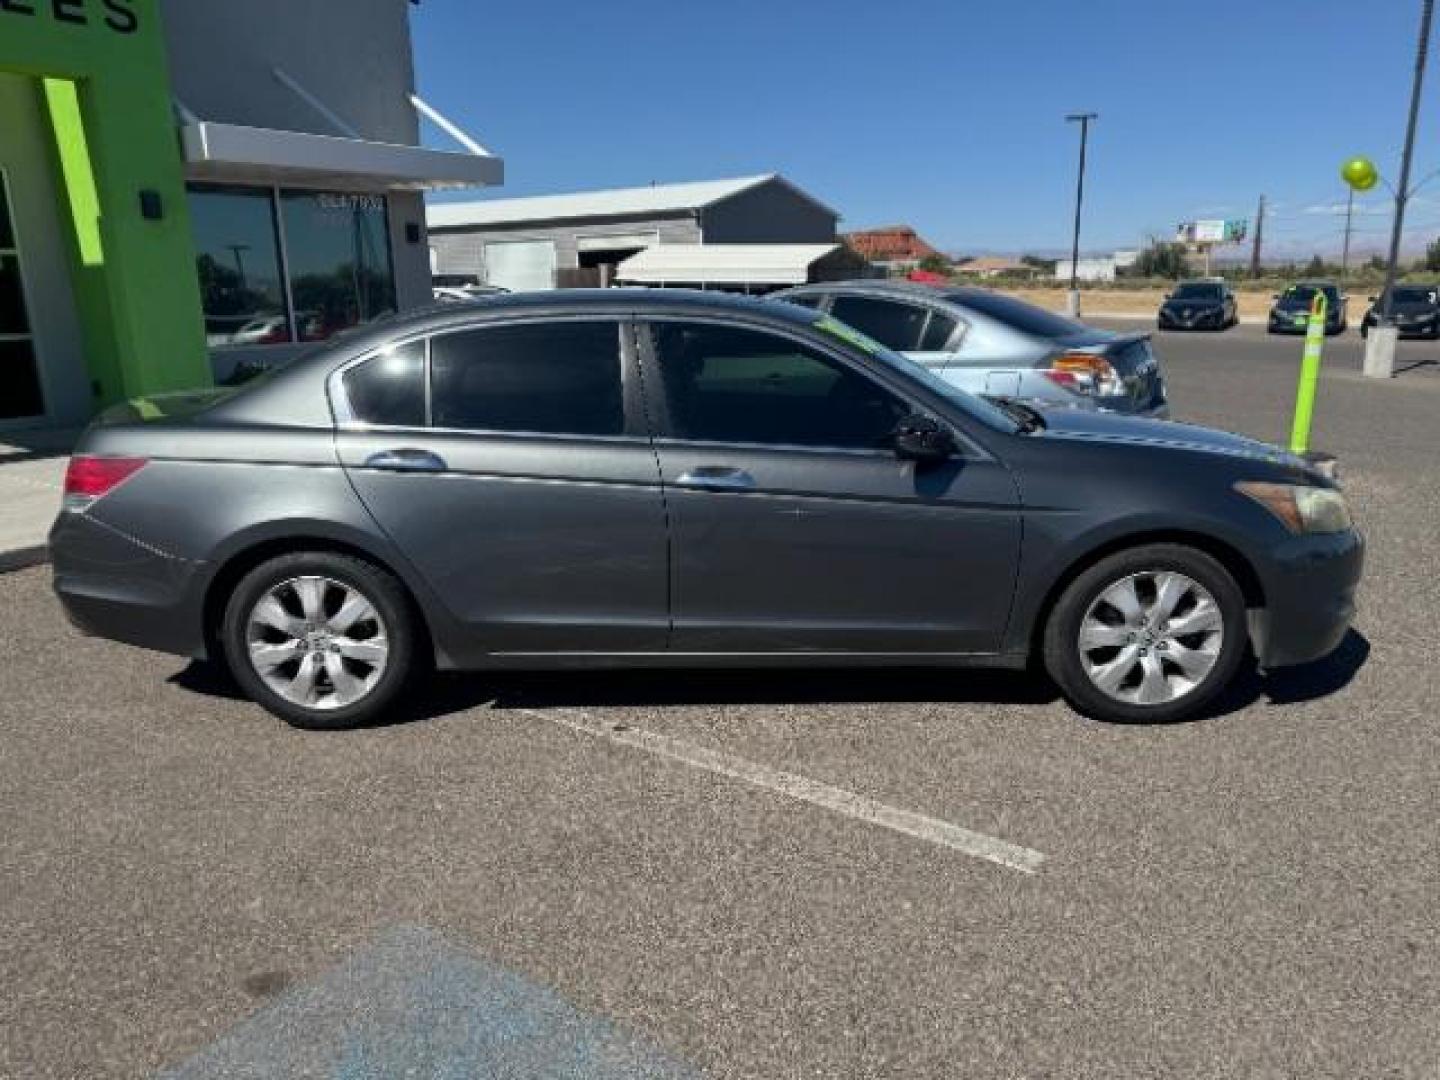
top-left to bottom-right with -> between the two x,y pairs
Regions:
1044,353 -> 1122,397
62,455 -> 148,511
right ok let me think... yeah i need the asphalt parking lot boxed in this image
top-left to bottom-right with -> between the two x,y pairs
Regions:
2,325 -> 1437,1078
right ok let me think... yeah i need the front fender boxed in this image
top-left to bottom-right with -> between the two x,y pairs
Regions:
1001,509 -> 1273,657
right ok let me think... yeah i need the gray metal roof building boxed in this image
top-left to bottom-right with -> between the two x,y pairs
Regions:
426,174 -> 841,291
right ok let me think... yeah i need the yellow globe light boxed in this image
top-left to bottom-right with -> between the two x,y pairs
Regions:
1341,157 -> 1379,192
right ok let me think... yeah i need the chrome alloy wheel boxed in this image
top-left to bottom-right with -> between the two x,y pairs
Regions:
245,575 -> 389,710
1077,570 -> 1224,706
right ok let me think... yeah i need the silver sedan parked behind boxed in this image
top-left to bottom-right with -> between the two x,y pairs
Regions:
773,280 -> 1168,418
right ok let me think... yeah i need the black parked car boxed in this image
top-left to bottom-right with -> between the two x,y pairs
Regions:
1268,282 -> 1347,335
1359,284 -> 1440,338
1157,280 -> 1238,331
51,291 -> 1362,729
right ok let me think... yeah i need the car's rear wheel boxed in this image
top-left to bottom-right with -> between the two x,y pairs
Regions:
221,552 -> 419,730
1042,544 -> 1249,723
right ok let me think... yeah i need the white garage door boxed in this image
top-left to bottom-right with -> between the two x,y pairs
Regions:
484,239 -> 556,292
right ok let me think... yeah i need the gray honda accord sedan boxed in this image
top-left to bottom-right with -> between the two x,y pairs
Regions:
50,291 -> 1362,729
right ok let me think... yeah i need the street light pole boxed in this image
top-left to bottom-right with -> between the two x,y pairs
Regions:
1340,187 -> 1354,276
1065,112 -> 1097,318
1367,0 -> 1433,377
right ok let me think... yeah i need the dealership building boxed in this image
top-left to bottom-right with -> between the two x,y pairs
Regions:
0,0 -> 499,431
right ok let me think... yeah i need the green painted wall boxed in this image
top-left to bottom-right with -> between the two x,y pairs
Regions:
0,0 -> 211,408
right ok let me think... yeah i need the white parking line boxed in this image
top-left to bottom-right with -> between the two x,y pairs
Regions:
523,708 -> 1045,875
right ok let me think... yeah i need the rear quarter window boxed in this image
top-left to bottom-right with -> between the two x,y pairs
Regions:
341,341 -> 426,427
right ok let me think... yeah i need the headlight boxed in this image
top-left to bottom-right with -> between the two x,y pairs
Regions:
1235,481 -> 1353,534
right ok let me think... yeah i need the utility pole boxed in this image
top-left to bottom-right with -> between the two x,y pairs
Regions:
1340,188 -> 1355,275
1250,194 -> 1265,277
1065,112 -> 1098,317
1367,0 -> 1434,378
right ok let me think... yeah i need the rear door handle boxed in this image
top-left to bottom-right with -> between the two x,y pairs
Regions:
675,466 -> 756,492
363,448 -> 448,473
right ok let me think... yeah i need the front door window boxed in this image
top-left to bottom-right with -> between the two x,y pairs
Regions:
0,170 -> 45,421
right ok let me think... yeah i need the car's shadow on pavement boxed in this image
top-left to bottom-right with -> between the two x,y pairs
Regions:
1203,628 -> 1371,719
169,629 -> 1370,728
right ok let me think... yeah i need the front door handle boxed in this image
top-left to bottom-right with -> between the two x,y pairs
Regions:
363,448 -> 447,473
675,466 -> 756,492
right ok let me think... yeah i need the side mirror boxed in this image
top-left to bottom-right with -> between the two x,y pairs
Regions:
1368,295 -> 1378,302
1271,293 -> 1281,300
1163,292 -> 1173,300
893,413 -> 955,463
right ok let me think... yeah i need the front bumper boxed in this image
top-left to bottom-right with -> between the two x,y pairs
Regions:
1269,314 -> 1341,334
1158,307 -> 1224,329
50,510 -> 210,660
1372,318 -> 1439,338
1250,528 -> 1364,669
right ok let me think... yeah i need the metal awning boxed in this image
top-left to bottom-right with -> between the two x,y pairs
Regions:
180,121 -> 504,191
614,244 -> 840,286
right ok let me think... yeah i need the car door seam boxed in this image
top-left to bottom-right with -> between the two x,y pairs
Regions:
629,319 -> 675,643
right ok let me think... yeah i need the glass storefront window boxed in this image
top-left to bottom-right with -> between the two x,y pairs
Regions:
188,186 -> 290,347
0,170 -> 44,421
280,192 -> 396,342
186,186 -> 397,348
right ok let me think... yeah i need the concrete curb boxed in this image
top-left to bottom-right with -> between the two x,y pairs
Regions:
0,545 -> 49,574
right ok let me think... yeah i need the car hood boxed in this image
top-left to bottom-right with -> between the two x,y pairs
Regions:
1032,408 -> 1307,469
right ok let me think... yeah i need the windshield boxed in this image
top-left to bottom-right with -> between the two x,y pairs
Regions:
813,315 -> 1021,433
1389,286 -> 1436,304
1173,283 -> 1222,300
947,290 -> 1085,338
1282,285 -> 1338,304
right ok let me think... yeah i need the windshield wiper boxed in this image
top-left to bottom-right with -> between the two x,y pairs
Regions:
983,395 -> 1047,433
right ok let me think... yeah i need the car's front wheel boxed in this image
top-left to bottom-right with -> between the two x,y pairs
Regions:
1042,544 -> 1249,723
221,552 -> 420,729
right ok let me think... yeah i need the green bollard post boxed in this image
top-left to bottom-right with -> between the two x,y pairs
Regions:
1289,292 -> 1328,454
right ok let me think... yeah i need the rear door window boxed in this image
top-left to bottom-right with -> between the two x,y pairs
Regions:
429,320 -> 624,435
829,296 -> 932,351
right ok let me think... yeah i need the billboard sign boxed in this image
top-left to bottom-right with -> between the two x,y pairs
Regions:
1176,219 -> 1248,244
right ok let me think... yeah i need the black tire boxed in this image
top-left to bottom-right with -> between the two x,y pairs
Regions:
1042,543 -> 1249,724
221,551 -> 421,730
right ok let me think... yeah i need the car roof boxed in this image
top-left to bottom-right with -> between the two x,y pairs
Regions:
304,289 -> 822,359
776,278 -> 1041,309
393,287 -> 815,333
779,278 -> 952,299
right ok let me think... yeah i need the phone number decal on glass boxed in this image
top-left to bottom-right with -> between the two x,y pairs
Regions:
317,194 -> 386,212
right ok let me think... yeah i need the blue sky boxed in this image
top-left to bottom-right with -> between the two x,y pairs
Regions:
412,1 -> 1440,259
